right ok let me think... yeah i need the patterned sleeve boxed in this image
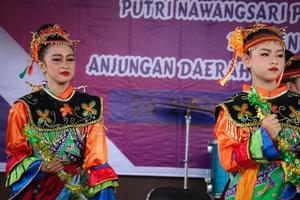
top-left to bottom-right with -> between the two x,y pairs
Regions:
6,102 -> 44,199
215,109 -> 281,173
214,109 -> 258,172
83,120 -> 118,190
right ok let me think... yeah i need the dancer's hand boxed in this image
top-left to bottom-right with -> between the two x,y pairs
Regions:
41,157 -> 64,174
261,114 -> 281,139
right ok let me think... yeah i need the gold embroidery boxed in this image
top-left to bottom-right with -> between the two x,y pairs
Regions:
233,103 -> 252,119
36,109 -> 52,125
289,106 -> 300,122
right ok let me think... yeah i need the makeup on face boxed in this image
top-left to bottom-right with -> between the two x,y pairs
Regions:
43,45 -> 76,88
256,47 -> 284,67
60,71 -> 70,76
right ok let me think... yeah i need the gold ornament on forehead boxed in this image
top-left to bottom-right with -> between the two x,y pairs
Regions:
247,40 -> 284,53
19,24 -> 79,79
219,23 -> 286,86
231,23 -> 286,57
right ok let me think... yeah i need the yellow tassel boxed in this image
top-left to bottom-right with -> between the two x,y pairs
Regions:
276,71 -> 284,86
219,53 -> 238,86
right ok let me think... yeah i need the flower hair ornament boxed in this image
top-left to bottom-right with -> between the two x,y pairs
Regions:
219,23 -> 286,86
19,24 -> 79,79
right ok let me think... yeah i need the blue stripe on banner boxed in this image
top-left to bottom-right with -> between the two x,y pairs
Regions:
108,89 -> 231,125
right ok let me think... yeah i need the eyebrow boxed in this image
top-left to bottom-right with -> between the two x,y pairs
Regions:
51,54 -> 74,57
258,48 -> 283,52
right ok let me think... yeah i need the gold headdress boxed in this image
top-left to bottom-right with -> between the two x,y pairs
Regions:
219,23 -> 286,86
19,24 -> 79,79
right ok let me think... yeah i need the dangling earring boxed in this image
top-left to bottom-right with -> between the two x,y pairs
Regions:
40,63 -> 46,73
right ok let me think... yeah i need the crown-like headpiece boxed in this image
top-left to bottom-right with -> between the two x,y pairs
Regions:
219,23 -> 286,86
19,24 -> 79,79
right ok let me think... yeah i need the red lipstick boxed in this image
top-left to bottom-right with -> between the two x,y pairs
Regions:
61,72 -> 70,76
268,67 -> 278,72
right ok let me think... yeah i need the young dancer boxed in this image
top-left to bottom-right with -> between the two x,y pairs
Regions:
5,24 -> 118,200
215,24 -> 299,200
